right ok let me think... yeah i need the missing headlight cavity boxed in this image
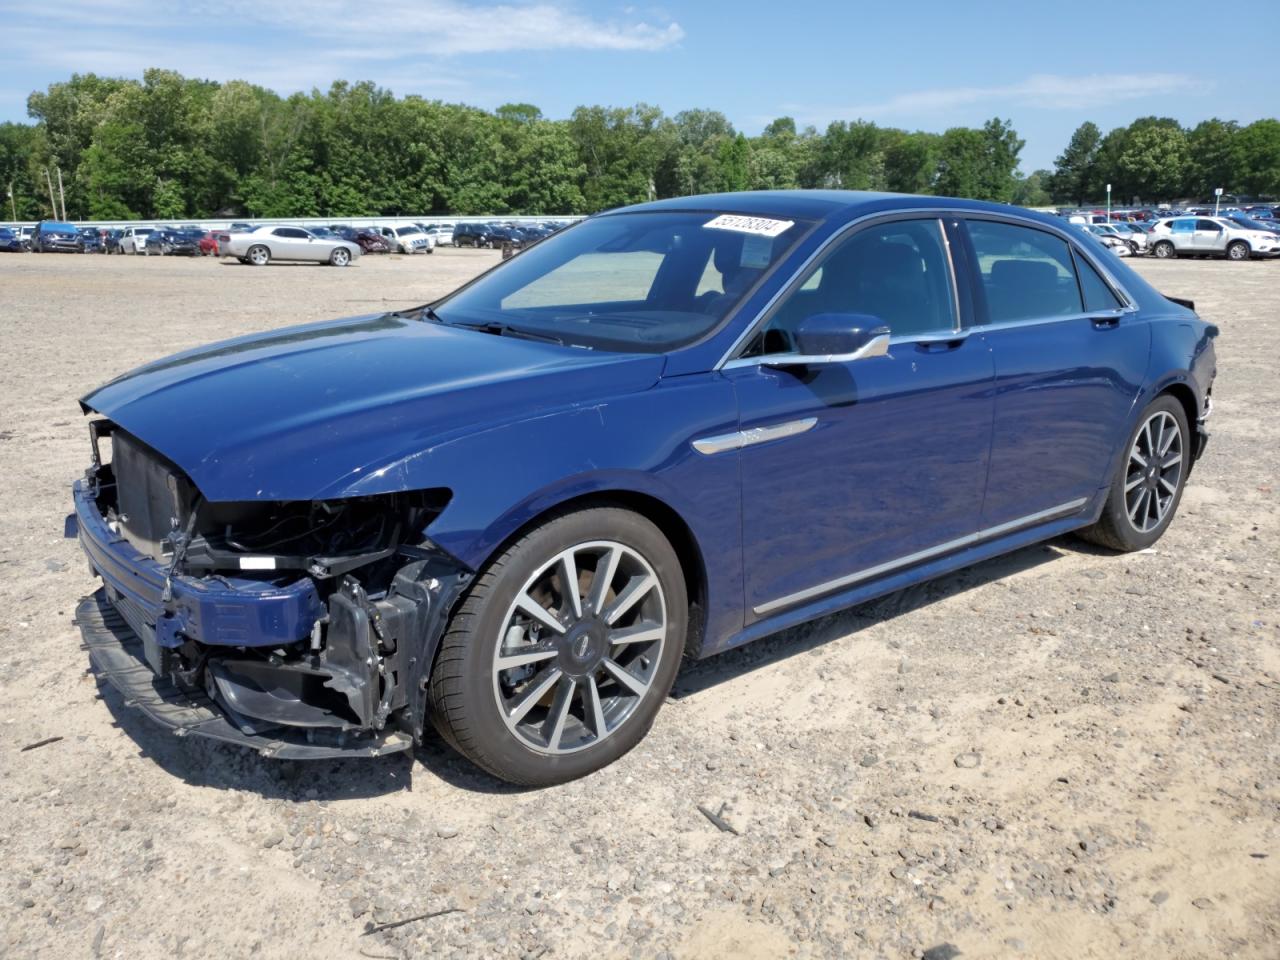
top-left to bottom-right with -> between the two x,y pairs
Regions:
183,489 -> 453,578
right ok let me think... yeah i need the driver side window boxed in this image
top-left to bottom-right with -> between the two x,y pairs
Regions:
744,218 -> 957,357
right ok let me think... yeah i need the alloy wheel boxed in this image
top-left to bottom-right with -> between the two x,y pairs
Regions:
1124,410 -> 1183,533
491,540 -> 666,755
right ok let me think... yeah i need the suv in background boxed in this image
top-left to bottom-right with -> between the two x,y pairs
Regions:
453,223 -> 499,248
30,220 -> 85,253
1149,216 -> 1280,260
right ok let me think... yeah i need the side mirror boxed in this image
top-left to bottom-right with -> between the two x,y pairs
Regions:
765,313 -> 892,367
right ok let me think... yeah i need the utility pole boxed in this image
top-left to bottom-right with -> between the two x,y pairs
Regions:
7,182 -> 15,222
56,167 -> 67,221
44,167 -> 57,219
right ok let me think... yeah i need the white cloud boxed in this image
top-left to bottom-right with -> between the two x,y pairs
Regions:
1,1 -> 683,114
784,73 -> 1206,126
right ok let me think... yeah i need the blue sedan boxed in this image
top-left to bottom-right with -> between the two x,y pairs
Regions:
73,191 -> 1217,783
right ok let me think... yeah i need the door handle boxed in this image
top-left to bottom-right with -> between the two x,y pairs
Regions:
914,334 -> 968,352
1091,315 -> 1120,330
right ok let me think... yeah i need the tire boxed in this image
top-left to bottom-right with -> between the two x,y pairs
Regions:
1077,395 -> 1190,552
247,244 -> 270,266
1152,240 -> 1175,259
429,506 -> 687,786
1227,240 -> 1249,261
329,247 -> 351,267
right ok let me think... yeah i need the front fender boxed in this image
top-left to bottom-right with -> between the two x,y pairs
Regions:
356,373 -> 747,651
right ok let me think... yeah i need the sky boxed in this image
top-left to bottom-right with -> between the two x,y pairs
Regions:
2,0 -> 1277,172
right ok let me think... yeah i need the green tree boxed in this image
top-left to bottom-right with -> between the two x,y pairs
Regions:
1184,119 -> 1238,197
1049,121 -> 1101,205
1233,119 -> 1280,197
1115,117 -> 1188,202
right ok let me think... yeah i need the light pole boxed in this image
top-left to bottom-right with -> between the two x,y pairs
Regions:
1214,187 -> 1223,217
6,183 -> 15,222
1106,183 -> 1111,222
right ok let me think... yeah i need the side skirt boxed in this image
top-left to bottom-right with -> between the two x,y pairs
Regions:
701,498 -> 1103,659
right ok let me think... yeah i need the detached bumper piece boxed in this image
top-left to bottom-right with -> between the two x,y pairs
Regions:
78,590 -> 414,759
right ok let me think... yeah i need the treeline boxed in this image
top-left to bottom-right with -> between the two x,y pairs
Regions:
1047,117 -> 1280,207
0,70 -> 1276,222
0,69 -> 1030,221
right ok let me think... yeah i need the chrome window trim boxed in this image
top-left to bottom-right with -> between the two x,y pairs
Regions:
753,497 -> 1090,616
691,417 -> 817,455
716,206 -> 1137,371
937,217 -> 963,333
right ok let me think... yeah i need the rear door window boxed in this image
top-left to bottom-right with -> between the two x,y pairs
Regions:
965,220 -> 1083,324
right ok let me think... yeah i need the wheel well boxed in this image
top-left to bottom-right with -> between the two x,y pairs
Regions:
486,491 -> 708,659
1158,382 -> 1199,472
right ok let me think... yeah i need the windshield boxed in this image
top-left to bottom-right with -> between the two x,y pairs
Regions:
45,222 -> 76,232
436,211 -> 808,352
395,227 -> 418,237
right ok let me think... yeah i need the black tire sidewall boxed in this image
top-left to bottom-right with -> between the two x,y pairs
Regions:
433,507 -> 687,785
1100,395 -> 1190,550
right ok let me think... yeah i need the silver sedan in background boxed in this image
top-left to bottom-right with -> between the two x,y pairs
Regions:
220,225 -> 362,266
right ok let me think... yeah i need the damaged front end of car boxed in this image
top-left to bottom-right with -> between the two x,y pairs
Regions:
73,419 -> 471,759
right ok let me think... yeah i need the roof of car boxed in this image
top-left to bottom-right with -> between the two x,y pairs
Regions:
608,189 -> 1043,224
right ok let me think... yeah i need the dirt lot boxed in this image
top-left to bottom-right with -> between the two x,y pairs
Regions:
0,250 -> 1276,960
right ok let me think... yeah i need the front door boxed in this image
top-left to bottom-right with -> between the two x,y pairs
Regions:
1192,218 -> 1226,254
726,217 -> 995,621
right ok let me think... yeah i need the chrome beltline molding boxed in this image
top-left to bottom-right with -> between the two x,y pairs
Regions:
692,417 -> 818,455
753,497 -> 1090,615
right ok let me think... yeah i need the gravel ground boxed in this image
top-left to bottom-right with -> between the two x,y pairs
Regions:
0,250 -> 1276,960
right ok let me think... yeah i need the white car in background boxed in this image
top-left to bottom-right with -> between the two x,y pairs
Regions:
1148,216 -> 1280,261
421,224 -> 453,246
1093,222 -> 1148,254
380,225 -> 434,254
119,226 -> 155,255
219,225 -> 362,266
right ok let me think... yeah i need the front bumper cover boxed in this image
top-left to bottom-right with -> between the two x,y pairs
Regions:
74,478 -> 471,759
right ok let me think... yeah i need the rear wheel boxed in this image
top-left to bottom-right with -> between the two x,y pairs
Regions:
1077,395 -> 1189,552
1226,240 -> 1249,261
1152,240 -> 1175,259
329,247 -> 351,267
247,244 -> 270,266
429,507 -> 686,786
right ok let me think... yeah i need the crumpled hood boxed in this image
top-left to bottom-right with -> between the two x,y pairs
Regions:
82,313 -> 665,501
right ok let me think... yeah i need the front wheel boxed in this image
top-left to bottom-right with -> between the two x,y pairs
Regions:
247,244 -> 270,266
1226,240 -> 1249,261
1077,395 -> 1190,552
1152,240 -> 1175,259
429,507 -> 687,786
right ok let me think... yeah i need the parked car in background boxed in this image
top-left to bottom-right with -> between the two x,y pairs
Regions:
78,228 -> 102,253
330,225 -> 392,254
31,220 -> 85,253
371,225 -> 434,254
150,227 -> 202,256
100,229 -> 123,254
0,227 -> 24,252
119,227 -> 154,255
1149,216 -> 1280,260
219,225 -> 361,266
1082,225 -> 1132,256
1093,222 -> 1148,254
71,189 -> 1217,784
196,230 -> 219,256
421,224 -> 454,246
453,222 -> 500,248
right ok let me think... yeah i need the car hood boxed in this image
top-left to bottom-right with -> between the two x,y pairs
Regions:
82,313 -> 666,502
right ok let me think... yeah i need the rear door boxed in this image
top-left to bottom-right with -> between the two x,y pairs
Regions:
1169,218 -> 1196,252
960,217 -> 1149,529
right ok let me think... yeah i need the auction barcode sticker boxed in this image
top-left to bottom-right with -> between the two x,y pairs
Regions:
703,214 -> 795,238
